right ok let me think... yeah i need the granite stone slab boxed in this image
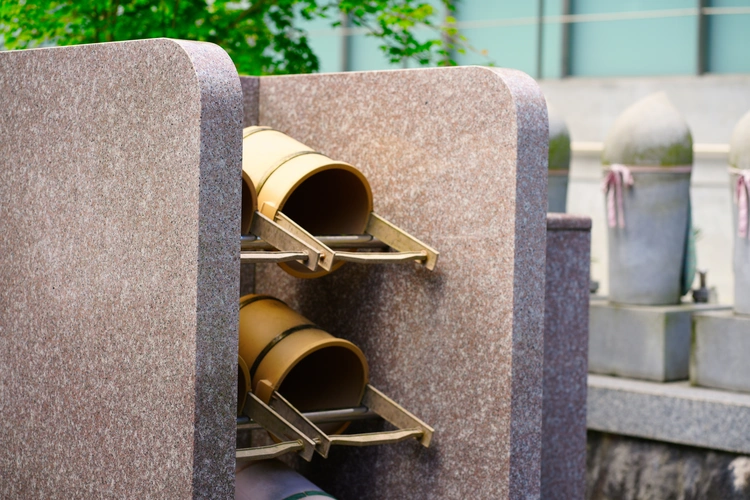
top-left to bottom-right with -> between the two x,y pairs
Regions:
691,310 -> 750,393
588,374 -> 750,455
244,66 -> 548,499
542,214 -> 591,500
588,299 -> 731,381
239,76 -> 260,297
0,39 -> 243,498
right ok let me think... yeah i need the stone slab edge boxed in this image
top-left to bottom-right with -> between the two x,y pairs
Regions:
178,39 -> 243,498
547,213 -> 592,230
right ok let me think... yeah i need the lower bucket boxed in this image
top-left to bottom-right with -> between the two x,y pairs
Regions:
238,294 -> 369,434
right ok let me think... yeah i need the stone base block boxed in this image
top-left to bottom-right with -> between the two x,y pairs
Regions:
692,311 -> 750,392
589,299 -> 730,382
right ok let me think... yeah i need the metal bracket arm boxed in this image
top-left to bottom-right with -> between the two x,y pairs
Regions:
238,392 -> 317,462
240,384 -> 433,461
245,212 -> 321,270
363,213 -> 439,271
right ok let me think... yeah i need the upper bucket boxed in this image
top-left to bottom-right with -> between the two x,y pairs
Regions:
242,126 -> 374,277
238,294 -> 369,434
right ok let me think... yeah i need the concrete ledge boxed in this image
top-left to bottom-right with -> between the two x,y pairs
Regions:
588,374 -> 750,455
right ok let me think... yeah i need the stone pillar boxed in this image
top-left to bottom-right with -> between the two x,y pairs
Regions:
542,214 -> 591,500
547,106 -> 571,213
0,40 -> 242,498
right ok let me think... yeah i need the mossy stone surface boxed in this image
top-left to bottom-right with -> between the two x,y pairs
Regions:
548,105 -> 571,170
603,92 -> 693,166
730,109 -> 750,170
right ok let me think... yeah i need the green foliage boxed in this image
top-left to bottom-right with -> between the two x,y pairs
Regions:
0,0 -> 466,75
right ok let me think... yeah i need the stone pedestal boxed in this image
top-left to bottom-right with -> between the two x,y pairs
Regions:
589,299 -> 730,381
691,311 -> 750,392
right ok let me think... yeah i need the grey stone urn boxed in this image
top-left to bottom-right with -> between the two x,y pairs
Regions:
547,105 -> 570,213
730,110 -> 750,315
603,92 -> 694,305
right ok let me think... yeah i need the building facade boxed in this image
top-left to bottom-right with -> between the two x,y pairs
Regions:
305,0 -> 750,302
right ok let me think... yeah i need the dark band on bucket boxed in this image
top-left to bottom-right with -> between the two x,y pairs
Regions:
242,126 -> 275,139
255,150 -> 326,193
282,491 -> 336,500
249,323 -> 320,380
240,295 -> 286,311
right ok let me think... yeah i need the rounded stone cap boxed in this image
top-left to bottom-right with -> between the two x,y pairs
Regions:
548,105 -> 571,170
730,109 -> 750,170
603,92 -> 693,166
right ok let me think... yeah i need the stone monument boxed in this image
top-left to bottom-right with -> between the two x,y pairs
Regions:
589,93 -> 728,382
0,40 -> 563,498
0,39 -> 242,498
243,66 -> 549,499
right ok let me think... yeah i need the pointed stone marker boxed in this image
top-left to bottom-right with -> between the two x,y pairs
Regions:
602,92 -> 693,305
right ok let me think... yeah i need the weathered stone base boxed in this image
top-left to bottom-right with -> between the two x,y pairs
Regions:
692,311 -> 750,393
589,299 -> 730,381
587,431 -> 750,500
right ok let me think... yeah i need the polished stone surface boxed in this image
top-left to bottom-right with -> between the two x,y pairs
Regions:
589,299 -> 730,381
692,310 -> 750,393
542,214 -> 591,500
588,374 -> 750,455
0,39 -> 242,498
243,66 -> 548,499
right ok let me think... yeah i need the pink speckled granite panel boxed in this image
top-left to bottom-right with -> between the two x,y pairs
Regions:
240,76 -> 260,128
245,66 -> 548,498
0,39 -> 242,498
542,214 -> 591,500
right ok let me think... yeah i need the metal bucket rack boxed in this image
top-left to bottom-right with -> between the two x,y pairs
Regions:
238,133 -> 438,465
236,385 -> 434,464
240,211 -> 439,271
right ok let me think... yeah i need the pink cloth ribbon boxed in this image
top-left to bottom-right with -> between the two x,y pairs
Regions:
602,164 -> 634,228
736,169 -> 750,238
